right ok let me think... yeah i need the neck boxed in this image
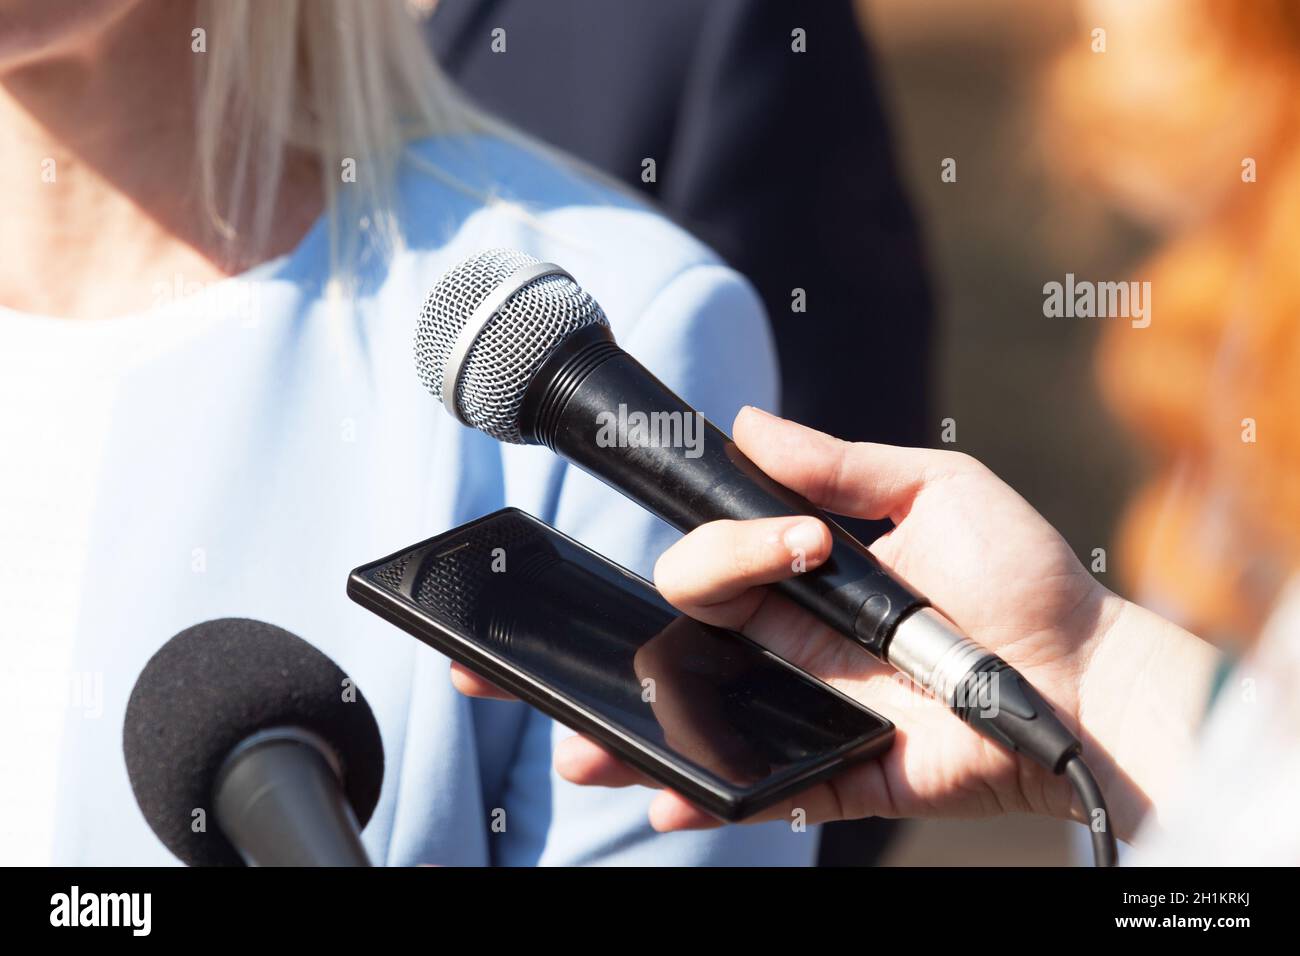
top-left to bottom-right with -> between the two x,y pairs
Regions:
0,0 -> 320,320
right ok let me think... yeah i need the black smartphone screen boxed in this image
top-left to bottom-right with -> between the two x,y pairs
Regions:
349,509 -> 892,817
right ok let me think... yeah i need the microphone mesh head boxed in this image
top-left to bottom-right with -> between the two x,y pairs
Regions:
414,248 -> 609,443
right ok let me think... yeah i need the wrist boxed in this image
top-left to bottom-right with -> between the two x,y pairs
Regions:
1073,591 -> 1223,842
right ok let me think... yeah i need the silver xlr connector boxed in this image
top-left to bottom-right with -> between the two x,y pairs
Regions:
884,607 -> 997,706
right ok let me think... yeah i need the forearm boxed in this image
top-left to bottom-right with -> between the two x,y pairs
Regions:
1077,593 -> 1223,843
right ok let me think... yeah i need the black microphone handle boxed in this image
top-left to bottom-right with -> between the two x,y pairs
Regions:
214,729 -> 372,867
519,325 -> 926,659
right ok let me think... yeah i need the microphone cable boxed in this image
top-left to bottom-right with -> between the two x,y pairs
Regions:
1065,753 -> 1119,867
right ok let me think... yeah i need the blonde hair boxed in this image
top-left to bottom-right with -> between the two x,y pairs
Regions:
194,0 -> 483,275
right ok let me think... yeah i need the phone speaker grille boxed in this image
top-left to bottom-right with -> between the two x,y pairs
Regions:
367,514 -> 552,633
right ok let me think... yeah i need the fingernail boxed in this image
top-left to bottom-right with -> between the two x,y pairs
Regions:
743,405 -> 775,419
782,519 -> 825,559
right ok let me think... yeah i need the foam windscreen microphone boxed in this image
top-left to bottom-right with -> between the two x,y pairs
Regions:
414,249 -> 1117,866
123,618 -> 383,867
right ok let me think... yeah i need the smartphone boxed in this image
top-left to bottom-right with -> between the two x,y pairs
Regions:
347,508 -> 893,821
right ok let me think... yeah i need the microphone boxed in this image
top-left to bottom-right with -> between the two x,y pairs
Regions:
123,618 -> 384,867
413,249 -> 1116,865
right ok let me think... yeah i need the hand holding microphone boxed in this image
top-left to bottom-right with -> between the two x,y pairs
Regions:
637,408 -> 1176,840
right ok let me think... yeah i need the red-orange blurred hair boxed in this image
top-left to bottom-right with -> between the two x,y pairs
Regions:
1049,0 -> 1300,643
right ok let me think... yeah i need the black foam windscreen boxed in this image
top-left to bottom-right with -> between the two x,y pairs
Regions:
122,618 -> 384,866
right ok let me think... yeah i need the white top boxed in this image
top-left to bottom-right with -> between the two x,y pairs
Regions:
0,302 -> 235,862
